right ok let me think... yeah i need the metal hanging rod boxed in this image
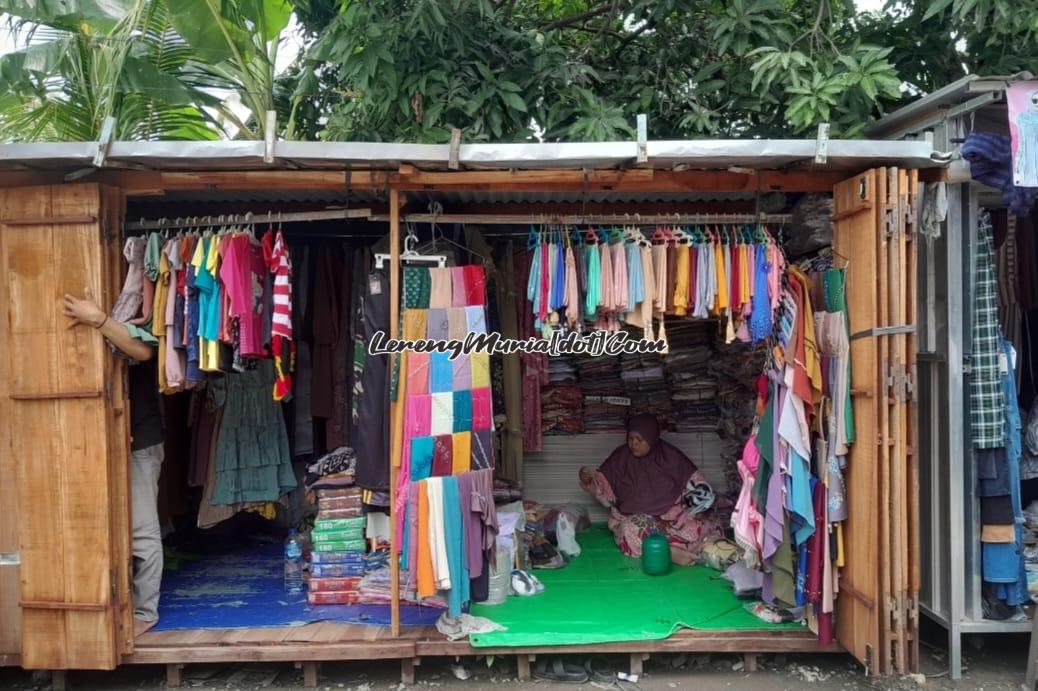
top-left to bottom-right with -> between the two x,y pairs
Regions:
124,208 -> 374,232
368,212 -> 792,226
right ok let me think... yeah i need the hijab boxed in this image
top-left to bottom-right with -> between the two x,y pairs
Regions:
598,414 -> 696,516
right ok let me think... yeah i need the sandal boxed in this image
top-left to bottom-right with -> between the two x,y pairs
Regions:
534,658 -> 589,683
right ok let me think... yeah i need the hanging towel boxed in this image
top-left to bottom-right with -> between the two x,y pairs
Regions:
463,265 -> 486,306
584,244 -> 601,318
451,266 -> 468,308
453,389 -> 473,432
471,387 -> 493,431
429,268 -> 452,309
452,432 -> 472,474
405,393 -> 432,439
673,244 -> 690,317
599,242 -> 614,313
432,434 -> 454,477
464,305 -> 487,334
565,246 -> 580,327
427,308 -> 449,340
416,481 -> 436,597
452,353 -> 472,390
430,352 -> 453,393
472,429 -> 495,469
651,244 -> 667,316
431,392 -> 454,435
407,351 -> 430,395
612,241 -> 628,312
470,351 -> 490,388
404,267 -> 431,308
403,309 -> 428,340
543,241 -> 552,323
447,308 -> 468,340
442,475 -> 471,616
410,436 -> 434,481
426,477 -> 451,589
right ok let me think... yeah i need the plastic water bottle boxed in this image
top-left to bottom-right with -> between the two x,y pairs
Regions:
284,529 -> 303,594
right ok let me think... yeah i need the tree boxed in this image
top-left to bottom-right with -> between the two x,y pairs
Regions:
856,0 -> 1038,97
286,0 -> 906,143
0,0 -> 293,142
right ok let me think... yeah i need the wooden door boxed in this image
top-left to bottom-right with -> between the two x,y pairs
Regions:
832,169 -> 919,675
0,184 -> 132,670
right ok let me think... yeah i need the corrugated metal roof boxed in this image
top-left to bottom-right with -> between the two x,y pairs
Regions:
0,138 -> 945,172
866,73 -> 1034,139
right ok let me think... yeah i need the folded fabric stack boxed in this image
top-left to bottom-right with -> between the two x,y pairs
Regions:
307,486 -> 367,605
358,565 -> 448,608
578,356 -> 628,432
542,383 -> 584,435
304,446 -> 358,493
661,321 -> 720,433
620,350 -> 673,428
493,477 -> 523,504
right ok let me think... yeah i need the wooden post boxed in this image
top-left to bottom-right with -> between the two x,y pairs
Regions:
516,654 -> 533,681
401,657 -> 417,685
629,653 -> 648,676
302,662 -> 319,688
165,663 -> 184,688
50,671 -> 67,691
389,188 -> 403,638
743,654 -> 759,673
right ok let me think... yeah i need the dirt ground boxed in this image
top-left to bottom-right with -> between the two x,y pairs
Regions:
0,630 -> 1032,691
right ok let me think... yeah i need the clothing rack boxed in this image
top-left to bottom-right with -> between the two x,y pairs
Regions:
369,212 -> 792,226
123,208 -> 374,232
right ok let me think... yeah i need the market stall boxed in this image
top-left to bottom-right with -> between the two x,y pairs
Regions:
0,138 -> 939,685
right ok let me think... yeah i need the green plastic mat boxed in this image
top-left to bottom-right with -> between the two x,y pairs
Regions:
469,524 -> 804,647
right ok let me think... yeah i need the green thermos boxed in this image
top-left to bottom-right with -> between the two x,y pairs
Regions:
641,533 -> 672,575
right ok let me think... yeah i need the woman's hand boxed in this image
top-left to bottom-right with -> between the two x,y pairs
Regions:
63,290 -> 106,329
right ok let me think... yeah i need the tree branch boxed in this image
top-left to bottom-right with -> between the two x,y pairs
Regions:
541,3 -> 615,32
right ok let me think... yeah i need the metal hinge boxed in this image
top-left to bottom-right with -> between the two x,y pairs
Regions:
111,569 -> 118,603
0,552 -> 20,566
890,363 -> 912,401
885,207 -> 897,238
104,381 -> 112,402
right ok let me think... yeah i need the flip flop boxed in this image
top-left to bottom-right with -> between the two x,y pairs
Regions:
534,658 -> 589,683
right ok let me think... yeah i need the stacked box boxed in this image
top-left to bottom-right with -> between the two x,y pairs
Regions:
307,487 -> 367,606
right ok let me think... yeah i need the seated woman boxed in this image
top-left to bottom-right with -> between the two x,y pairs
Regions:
579,414 -> 722,565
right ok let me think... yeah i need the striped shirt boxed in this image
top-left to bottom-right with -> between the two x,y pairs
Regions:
267,230 -> 293,340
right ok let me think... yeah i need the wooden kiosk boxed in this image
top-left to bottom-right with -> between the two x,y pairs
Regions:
0,137 -> 939,685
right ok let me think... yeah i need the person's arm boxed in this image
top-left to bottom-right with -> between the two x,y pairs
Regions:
63,291 -> 155,362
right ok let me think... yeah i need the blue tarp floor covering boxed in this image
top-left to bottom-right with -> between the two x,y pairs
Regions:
151,543 -> 442,632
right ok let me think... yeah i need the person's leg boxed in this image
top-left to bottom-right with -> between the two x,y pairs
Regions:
131,443 -> 164,633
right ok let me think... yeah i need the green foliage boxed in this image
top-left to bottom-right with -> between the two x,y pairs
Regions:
0,0 -> 291,141
2,0 -> 1037,143
288,0 -> 914,143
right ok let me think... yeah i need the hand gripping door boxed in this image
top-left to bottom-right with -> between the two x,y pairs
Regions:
832,169 -> 919,676
0,184 -> 132,669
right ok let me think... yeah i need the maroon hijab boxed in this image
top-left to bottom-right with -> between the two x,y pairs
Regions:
598,414 -> 695,516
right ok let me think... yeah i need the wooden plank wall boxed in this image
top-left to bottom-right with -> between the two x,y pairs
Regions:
0,184 -> 18,664
0,184 -> 122,670
832,169 -> 919,675
833,169 -> 883,674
